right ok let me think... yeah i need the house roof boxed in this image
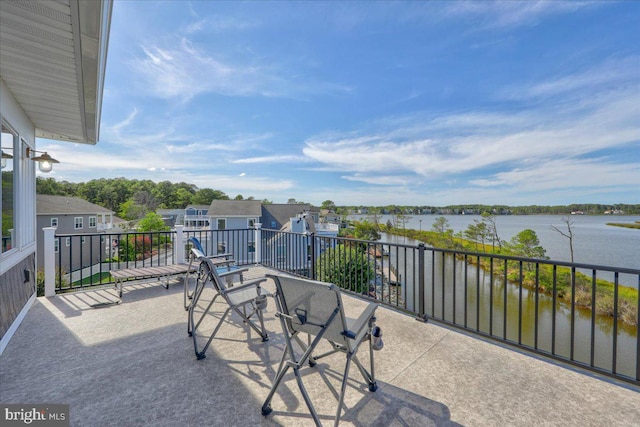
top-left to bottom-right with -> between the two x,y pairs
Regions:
37,195 -> 113,215
0,0 -> 112,144
208,200 -> 262,217
185,205 -> 210,211
262,204 -> 311,227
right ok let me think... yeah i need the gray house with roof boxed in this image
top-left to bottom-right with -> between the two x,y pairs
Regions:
36,195 -> 115,272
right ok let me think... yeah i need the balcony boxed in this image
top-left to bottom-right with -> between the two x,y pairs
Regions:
3,227 -> 638,425
2,265 -> 639,425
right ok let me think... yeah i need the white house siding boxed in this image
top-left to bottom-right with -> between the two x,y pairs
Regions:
0,79 -> 37,342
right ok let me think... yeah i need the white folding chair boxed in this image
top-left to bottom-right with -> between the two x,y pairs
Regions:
261,274 -> 380,427
188,255 -> 269,360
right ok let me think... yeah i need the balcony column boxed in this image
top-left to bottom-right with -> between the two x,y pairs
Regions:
175,225 -> 185,264
254,223 -> 262,265
43,227 -> 56,297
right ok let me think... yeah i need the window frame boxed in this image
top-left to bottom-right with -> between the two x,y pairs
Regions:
217,218 -> 226,230
74,217 -> 83,230
51,218 -> 58,227
89,216 -> 97,228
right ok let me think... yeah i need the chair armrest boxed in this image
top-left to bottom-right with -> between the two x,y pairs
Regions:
219,267 -> 248,279
345,302 -> 378,341
221,277 -> 267,296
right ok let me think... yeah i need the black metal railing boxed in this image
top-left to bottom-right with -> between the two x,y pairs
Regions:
260,232 -> 639,386
52,231 -> 175,292
49,227 -> 639,385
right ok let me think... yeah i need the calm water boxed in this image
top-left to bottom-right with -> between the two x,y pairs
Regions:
352,214 -> 640,274
379,232 -> 638,380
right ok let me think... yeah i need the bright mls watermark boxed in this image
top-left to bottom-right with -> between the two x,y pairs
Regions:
1,404 -> 69,426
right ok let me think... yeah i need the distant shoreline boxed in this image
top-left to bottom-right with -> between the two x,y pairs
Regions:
607,221 -> 640,230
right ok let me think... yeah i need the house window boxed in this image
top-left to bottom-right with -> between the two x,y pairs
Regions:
217,242 -> 226,254
50,218 -> 58,227
271,221 -> 277,229
248,241 -> 255,253
217,219 -> 226,230
248,218 -> 256,228
54,239 -> 59,253
65,237 -> 70,247
74,217 -> 83,229
1,123 -> 17,254
82,236 -> 86,244
89,216 -> 97,228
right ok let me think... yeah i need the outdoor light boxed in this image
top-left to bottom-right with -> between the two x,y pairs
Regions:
1,149 -> 12,169
26,147 -> 59,173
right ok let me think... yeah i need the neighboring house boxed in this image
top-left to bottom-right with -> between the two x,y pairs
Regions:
35,195 -> 114,272
261,204 -> 312,231
184,204 -> 211,229
157,208 -> 184,228
0,0 -> 112,351
208,200 -> 262,231
320,209 -> 341,224
201,200 -> 262,261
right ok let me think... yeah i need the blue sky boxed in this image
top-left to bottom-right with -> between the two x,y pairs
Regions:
40,1 -> 639,206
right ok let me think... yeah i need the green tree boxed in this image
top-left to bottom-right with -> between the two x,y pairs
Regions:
481,212 -> 502,250
316,244 -> 375,294
192,188 -> 228,205
234,194 -> 244,200
119,199 -> 148,221
321,200 -> 336,210
353,220 -> 381,241
508,229 -> 546,259
137,212 -> 169,232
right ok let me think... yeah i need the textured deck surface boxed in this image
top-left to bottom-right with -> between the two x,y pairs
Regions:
1,266 -> 638,426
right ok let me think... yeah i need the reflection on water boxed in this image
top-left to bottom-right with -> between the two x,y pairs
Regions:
381,233 -> 638,379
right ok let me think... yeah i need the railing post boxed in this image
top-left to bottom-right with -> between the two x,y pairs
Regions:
175,225 -> 184,264
309,232 -> 315,280
254,223 -> 262,265
43,227 -> 56,297
418,243 -> 427,321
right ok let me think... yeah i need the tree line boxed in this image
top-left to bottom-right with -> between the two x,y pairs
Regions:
343,203 -> 640,215
36,177 -> 235,221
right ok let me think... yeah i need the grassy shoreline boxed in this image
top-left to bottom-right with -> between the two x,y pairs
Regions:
607,221 -> 640,230
384,226 -> 638,328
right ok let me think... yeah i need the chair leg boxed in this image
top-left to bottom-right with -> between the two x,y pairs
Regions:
334,355 -> 353,427
195,307 -> 231,359
261,360 -> 291,416
294,367 -> 322,427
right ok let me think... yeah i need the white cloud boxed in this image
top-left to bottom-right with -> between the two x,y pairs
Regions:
233,154 -> 310,164
131,37 -> 350,102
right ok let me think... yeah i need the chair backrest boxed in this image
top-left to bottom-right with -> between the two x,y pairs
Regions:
188,236 -> 206,255
197,255 -> 228,294
270,275 -> 349,346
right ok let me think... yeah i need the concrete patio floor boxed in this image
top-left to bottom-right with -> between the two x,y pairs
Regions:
1,266 -> 638,426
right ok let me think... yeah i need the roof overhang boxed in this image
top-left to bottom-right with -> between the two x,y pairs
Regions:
0,0 -> 113,144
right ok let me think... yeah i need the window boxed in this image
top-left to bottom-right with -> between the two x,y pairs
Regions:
217,218 -> 226,230
217,242 -> 226,254
74,217 -> 83,229
65,237 -> 70,247
248,218 -> 257,228
271,221 -> 277,229
1,123 -> 16,254
89,216 -> 97,228
248,241 -> 255,253
51,218 -> 58,227
54,239 -> 59,253
81,236 -> 86,244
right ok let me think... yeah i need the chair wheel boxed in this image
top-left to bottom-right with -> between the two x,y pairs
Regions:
196,352 -> 206,360
369,382 -> 378,392
261,335 -> 269,342
308,359 -> 317,367
261,405 -> 272,416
